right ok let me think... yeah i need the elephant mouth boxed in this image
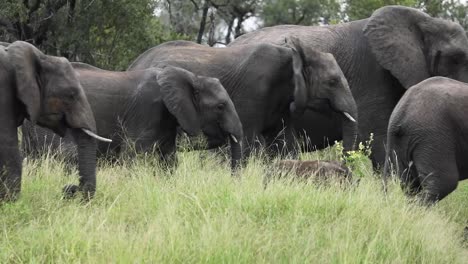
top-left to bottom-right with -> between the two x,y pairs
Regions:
203,122 -> 235,148
37,113 -> 68,137
306,98 -> 333,112
205,129 -> 226,148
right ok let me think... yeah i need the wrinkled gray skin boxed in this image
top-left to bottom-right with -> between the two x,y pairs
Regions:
230,6 -> 468,169
128,40 -> 358,159
23,63 -> 243,171
384,77 -> 468,203
0,41 -> 100,201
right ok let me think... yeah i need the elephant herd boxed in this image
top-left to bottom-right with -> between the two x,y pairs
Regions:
1,5 -> 468,203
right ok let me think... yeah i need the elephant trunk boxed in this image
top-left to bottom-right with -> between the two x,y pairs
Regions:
341,114 -> 358,153
221,103 -> 243,173
71,128 -> 97,200
230,137 -> 242,173
331,92 -> 358,153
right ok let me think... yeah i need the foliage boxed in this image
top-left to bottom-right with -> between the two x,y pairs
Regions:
0,148 -> 467,262
0,0 -> 187,70
421,0 -> 468,30
343,0 -> 468,31
344,0 -> 419,21
260,0 -> 341,26
2,1 -> 468,67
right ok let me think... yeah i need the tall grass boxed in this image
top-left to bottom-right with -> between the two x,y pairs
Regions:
0,146 -> 467,263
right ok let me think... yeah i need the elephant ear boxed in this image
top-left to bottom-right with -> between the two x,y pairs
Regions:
157,66 -> 201,136
363,6 -> 431,89
284,37 -> 308,115
7,41 -> 43,123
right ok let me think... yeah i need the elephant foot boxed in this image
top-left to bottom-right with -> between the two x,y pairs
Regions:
62,184 -> 80,199
62,184 -> 94,201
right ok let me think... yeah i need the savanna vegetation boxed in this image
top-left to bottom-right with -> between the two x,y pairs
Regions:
0,142 -> 467,262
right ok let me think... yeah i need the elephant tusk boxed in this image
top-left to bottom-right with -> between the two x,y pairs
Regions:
343,112 -> 356,123
81,128 -> 113,143
230,134 -> 238,143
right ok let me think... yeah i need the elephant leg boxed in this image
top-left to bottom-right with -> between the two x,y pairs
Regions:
370,133 -> 387,171
0,112 -> 22,201
242,132 -> 266,161
400,163 -> 421,196
411,144 -> 458,204
158,134 -> 177,170
0,145 -> 22,201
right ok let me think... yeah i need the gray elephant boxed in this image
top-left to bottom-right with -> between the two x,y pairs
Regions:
0,41 -> 110,201
230,5 -> 468,169
22,62 -> 243,171
264,160 -> 352,187
128,39 -> 358,158
384,77 -> 468,203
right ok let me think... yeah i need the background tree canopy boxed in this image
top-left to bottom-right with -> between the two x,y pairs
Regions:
1,0 -> 467,70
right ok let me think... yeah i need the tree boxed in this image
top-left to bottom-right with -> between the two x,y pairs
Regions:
160,0 -> 261,45
260,0 -> 341,26
0,0 -> 186,70
419,0 -> 468,30
343,0 -> 419,21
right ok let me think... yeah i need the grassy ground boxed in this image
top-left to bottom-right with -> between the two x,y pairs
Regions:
0,146 -> 467,263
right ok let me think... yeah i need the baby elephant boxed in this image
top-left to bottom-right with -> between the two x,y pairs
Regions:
384,77 -> 468,203
265,160 -> 352,186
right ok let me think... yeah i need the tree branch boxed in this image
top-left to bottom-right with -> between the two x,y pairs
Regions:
189,0 -> 200,10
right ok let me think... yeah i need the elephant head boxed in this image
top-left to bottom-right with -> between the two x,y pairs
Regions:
157,65 -> 243,171
7,41 -> 111,199
285,37 -> 358,151
364,5 -> 468,88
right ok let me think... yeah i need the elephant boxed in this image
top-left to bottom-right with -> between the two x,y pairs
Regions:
230,5 -> 468,169
0,41 -> 110,201
264,160 -> 352,187
127,39 -> 358,159
384,77 -> 468,203
22,62 -> 244,171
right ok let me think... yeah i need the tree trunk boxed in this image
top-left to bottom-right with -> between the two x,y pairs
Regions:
197,5 -> 209,44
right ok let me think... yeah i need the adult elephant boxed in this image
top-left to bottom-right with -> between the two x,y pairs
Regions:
384,77 -> 468,203
128,39 -> 358,158
0,41 -> 110,201
22,63 -> 243,171
230,5 -> 468,169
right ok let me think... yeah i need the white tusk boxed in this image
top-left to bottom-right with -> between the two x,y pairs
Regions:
230,134 -> 238,143
81,129 -> 113,143
343,112 -> 356,123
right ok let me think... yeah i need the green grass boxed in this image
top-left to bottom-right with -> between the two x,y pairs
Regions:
0,146 -> 467,263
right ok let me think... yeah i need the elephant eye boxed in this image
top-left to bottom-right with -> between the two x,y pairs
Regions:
66,89 -> 78,100
217,103 -> 225,110
327,78 -> 338,86
193,89 -> 200,100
